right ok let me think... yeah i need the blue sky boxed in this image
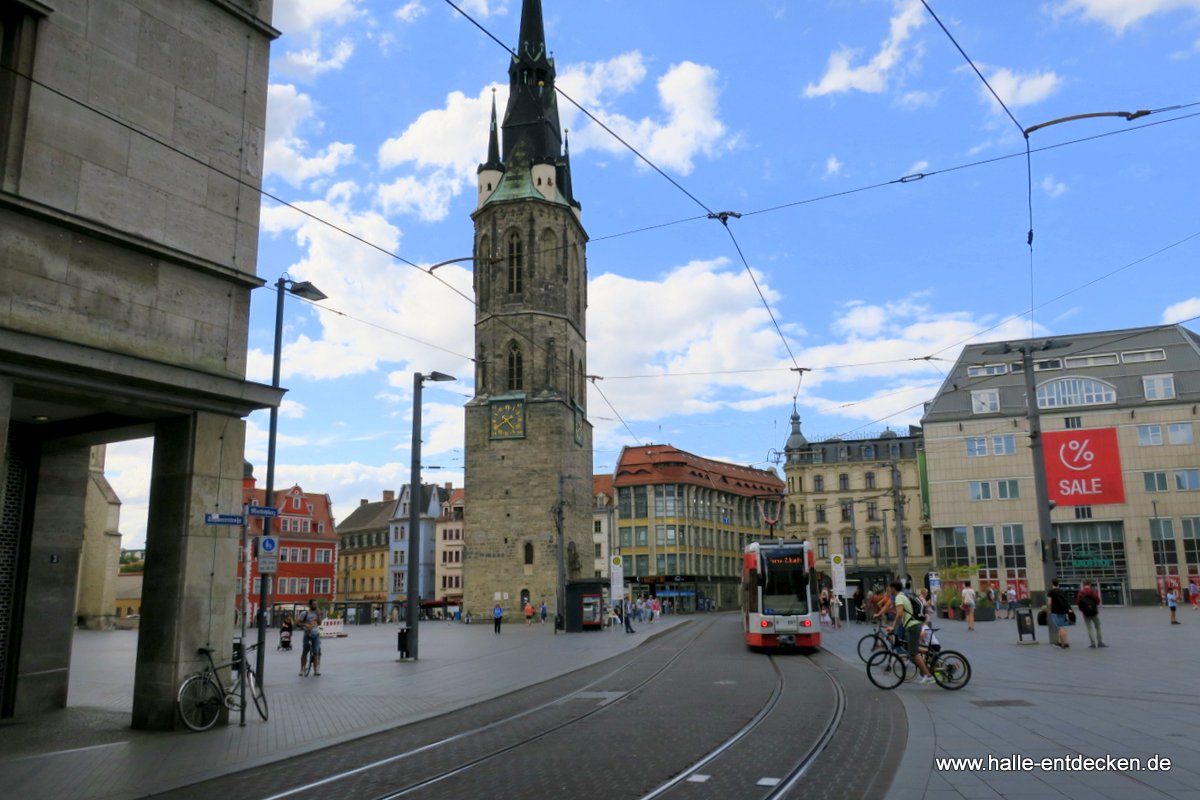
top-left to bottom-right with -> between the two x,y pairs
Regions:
111,0 -> 1200,547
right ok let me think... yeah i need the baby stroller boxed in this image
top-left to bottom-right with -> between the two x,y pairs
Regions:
278,621 -> 293,651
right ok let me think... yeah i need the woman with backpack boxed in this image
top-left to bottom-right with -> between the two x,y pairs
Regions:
1075,580 -> 1106,648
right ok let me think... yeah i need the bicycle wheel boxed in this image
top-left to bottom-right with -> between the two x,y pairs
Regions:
248,669 -> 268,720
177,674 -> 222,732
866,650 -> 905,689
931,649 -> 972,690
857,632 -> 885,662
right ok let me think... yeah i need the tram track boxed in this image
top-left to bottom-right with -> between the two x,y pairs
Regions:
154,617 -> 898,800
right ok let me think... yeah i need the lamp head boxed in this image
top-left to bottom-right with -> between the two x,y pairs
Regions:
424,371 -> 456,383
287,280 -> 328,302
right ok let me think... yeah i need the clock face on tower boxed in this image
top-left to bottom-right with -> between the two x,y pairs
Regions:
490,399 -> 526,438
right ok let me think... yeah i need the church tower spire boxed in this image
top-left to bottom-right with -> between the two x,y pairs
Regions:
464,1 -> 592,624
502,0 -> 562,166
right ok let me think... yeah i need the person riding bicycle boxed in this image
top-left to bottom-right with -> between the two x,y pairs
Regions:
297,598 -> 322,676
886,582 -> 934,684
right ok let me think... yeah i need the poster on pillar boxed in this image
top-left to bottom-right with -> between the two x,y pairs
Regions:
1043,428 -> 1125,506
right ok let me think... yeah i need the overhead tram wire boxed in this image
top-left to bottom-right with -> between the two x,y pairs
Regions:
587,376 -> 642,445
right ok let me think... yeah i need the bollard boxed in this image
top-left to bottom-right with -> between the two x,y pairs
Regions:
397,626 -> 409,659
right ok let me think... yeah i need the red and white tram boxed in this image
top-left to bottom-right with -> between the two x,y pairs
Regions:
741,539 -> 820,650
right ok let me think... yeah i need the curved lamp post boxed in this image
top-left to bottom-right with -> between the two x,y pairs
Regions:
258,276 -> 327,683
406,370 -> 456,661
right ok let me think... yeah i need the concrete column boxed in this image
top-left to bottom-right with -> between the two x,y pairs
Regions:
14,440 -> 90,716
75,446 -> 122,630
132,412 -> 245,730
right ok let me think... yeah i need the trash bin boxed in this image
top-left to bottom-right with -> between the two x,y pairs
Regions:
232,640 -> 244,670
397,627 -> 409,658
1015,608 -> 1036,641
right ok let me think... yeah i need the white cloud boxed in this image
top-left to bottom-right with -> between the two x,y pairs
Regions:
456,0 -> 508,17
272,0 -> 366,35
1162,297 -> 1200,324
804,0 -> 926,97
377,171 -> 464,221
395,1 -> 426,23
907,160 -> 930,175
984,67 -> 1062,109
1050,0 -> 1200,34
277,39 -> 356,81
264,84 -> 355,185
824,155 -> 843,177
897,89 -> 938,109
1041,174 -> 1068,197
1171,38 -> 1200,59
566,60 -> 732,176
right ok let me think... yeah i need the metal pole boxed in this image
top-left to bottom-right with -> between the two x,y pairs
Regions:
257,277 -> 286,685
1022,346 -> 1058,593
239,510 -> 248,726
556,474 -> 566,633
893,463 -> 907,588
407,372 -> 423,659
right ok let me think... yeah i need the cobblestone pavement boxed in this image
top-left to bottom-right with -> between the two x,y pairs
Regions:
820,606 -> 1200,800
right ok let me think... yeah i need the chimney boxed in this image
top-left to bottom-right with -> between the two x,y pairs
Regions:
444,482 -> 452,492
383,490 -> 395,503
360,499 -> 368,506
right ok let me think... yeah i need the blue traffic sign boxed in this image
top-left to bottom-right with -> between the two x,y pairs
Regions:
204,513 -> 244,526
247,505 -> 279,518
260,536 -> 278,553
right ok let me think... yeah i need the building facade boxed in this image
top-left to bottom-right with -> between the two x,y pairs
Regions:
613,445 -> 786,611
335,491 -> 394,619
435,488 -> 465,613
782,412 -> 930,594
1,0 -> 278,726
241,473 -> 338,618
463,0 -> 593,620
922,324 -> 1200,605
592,476 -> 616,580
389,483 -> 448,615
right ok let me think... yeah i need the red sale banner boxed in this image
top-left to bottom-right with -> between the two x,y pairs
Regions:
1043,428 -> 1126,506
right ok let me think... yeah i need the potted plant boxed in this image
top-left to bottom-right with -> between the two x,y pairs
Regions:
974,592 -> 997,622
938,588 -> 962,619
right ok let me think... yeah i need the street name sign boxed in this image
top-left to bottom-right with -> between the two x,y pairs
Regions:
204,513 -> 244,526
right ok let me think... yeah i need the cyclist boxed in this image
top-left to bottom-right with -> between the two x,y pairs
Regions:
297,598 -> 322,676
886,581 -> 934,684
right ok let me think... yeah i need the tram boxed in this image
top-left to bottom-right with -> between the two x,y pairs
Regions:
741,539 -> 819,650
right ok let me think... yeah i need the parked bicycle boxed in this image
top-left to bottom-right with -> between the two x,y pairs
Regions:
866,626 -> 971,691
177,641 -> 267,731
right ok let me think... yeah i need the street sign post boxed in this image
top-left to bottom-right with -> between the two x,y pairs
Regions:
831,553 -> 847,597
258,534 -> 279,574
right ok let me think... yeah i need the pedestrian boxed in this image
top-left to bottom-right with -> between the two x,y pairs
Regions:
1006,586 -> 1017,620
492,603 -> 504,634
297,598 -> 322,676
1047,579 -> 1071,648
961,580 -> 977,631
622,600 -> 636,633
1075,580 -> 1106,648
1190,580 -> 1199,611
1167,585 -> 1181,624
372,607 -> 379,625
829,592 -> 841,628
524,601 -> 534,625
652,597 -> 661,622
819,589 -> 832,625
539,601 -> 548,624
852,586 -> 865,624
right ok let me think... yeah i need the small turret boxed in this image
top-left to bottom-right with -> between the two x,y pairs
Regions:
477,89 -> 505,209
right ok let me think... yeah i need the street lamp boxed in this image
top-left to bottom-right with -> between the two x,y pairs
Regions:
259,276 -> 327,682
981,339 -> 1071,604
406,370 -> 456,661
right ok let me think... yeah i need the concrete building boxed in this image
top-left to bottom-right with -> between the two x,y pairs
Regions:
74,446 -> 123,629
0,0 -> 278,725
336,491 -> 394,620
389,483 -> 448,616
613,444 -> 786,611
781,412 -> 930,594
435,487 -> 465,614
922,324 -> 1200,605
463,0 -> 593,620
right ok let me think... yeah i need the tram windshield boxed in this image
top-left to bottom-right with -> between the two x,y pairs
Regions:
760,551 -> 810,616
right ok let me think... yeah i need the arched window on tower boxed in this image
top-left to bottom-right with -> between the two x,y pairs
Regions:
542,228 -> 557,277
507,342 -> 524,391
568,351 -> 575,402
507,231 -> 523,293
524,541 -> 534,565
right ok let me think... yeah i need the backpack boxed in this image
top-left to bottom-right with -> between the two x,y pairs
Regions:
1078,592 -> 1098,617
902,590 -> 926,624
